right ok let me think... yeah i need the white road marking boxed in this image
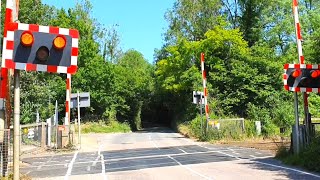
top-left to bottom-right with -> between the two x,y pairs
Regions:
104,148 -> 244,162
218,151 -> 241,160
212,145 -> 320,179
21,147 -> 273,170
254,161 -> 320,178
98,142 -> 102,155
64,151 -> 78,180
149,135 -> 159,149
178,148 -> 187,154
37,155 -> 54,170
101,154 -> 107,180
87,155 -> 101,172
250,155 -> 256,158
168,155 -> 213,180
92,155 -> 101,167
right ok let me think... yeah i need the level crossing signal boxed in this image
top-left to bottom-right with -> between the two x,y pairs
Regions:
2,22 -> 79,74
284,64 -> 320,92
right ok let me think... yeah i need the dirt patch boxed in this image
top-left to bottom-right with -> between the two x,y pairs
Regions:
215,137 -> 291,155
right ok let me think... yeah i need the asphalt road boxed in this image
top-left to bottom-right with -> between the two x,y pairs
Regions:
20,127 -> 320,180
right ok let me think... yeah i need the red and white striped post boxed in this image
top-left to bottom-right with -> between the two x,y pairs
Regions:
2,1 -> 20,179
292,0 -> 308,152
201,53 -> 210,130
293,0 -> 304,64
0,0 -> 13,121
65,73 -> 71,125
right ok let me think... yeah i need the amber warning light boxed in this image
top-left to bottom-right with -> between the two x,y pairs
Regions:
53,35 -> 66,50
20,31 -> 34,46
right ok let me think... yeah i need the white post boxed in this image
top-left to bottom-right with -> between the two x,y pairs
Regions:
13,70 -> 20,180
54,100 -> 58,148
77,91 -> 81,149
36,109 -> 39,123
46,118 -> 51,147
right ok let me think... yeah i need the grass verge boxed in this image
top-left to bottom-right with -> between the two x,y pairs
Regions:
81,120 -> 131,133
275,134 -> 320,173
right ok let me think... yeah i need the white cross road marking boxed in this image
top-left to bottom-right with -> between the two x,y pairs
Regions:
168,155 -> 213,180
64,151 -> 78,180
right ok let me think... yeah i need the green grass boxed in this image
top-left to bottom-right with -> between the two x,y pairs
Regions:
177,116 -> 248,142
275,134 -> 320,172
81,120 -> 131,133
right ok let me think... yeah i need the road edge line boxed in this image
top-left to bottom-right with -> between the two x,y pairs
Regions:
254,160 -> 320,178
64,151 -> 79,180
101,154 -> 107,180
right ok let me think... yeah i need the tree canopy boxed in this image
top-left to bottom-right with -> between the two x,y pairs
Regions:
3,0 -> 320,135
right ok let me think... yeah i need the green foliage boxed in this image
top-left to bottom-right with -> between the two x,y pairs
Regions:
277,135 -> 320,172
81,121 -> 131,134
12,1 -> 153,129
182,115 -> 247,141
6,0 -> 320,156
244,120 -> 257,138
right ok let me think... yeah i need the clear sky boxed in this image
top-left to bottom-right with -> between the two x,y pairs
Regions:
42,0 -> 174,63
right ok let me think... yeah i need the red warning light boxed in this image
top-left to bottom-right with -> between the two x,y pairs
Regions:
311,70 -> 320,78
292,70 -> 301,78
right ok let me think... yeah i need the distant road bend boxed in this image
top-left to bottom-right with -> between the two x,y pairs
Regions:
21,127 -> 320,180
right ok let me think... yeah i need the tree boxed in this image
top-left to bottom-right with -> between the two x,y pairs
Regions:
164,0 -> 223,44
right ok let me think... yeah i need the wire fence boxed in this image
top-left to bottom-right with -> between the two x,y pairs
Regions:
0,129 -> 12,177
20,123 -> 45,148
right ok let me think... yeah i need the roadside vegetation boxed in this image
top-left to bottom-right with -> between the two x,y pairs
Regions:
276,133 -> 320,172
81,121 -> 131,134
8,0 -> 320,169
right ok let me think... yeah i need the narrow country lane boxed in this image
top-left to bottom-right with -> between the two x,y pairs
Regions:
20,127 -> 320,180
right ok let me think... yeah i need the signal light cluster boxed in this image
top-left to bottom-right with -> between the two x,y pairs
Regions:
20,31 -> 67,49
19,31 -> 68,63
284,64 -> 320,92
2,22 -> 79,74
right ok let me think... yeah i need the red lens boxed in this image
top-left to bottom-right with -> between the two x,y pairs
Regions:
311,70 -> 320,78
292,70 -> 301,78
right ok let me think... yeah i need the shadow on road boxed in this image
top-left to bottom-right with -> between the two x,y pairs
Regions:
239,158 -> 320,180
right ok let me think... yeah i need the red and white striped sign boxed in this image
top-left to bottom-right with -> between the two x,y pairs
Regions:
0,0 -> 15,99
1,22 -> 79,74
283,64 -> 320,92
65,73 -> 71,125
201,53 -> 210,121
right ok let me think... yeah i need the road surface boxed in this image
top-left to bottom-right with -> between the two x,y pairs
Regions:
20,127 -> 320,180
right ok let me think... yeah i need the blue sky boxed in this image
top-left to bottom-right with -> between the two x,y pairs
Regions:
42,0 -> 174,63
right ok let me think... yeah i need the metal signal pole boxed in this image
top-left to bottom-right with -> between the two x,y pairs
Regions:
12,0 -> 20,179
292,0 -> 307,153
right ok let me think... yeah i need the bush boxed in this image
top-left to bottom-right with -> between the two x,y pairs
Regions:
247,103 -> 282,137
182,115 -> 247,141
277,134 -> 320,172
245,120 -> 257,137
81,120 -> 131,133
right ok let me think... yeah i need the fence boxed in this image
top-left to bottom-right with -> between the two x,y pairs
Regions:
0,129 -> 12,177
19,122 -> 46,148
209,118 -> 245,131
206,118 -> 245,139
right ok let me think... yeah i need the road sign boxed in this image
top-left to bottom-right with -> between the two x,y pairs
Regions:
193,91 -> 204,104
70,92 -> 90,108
